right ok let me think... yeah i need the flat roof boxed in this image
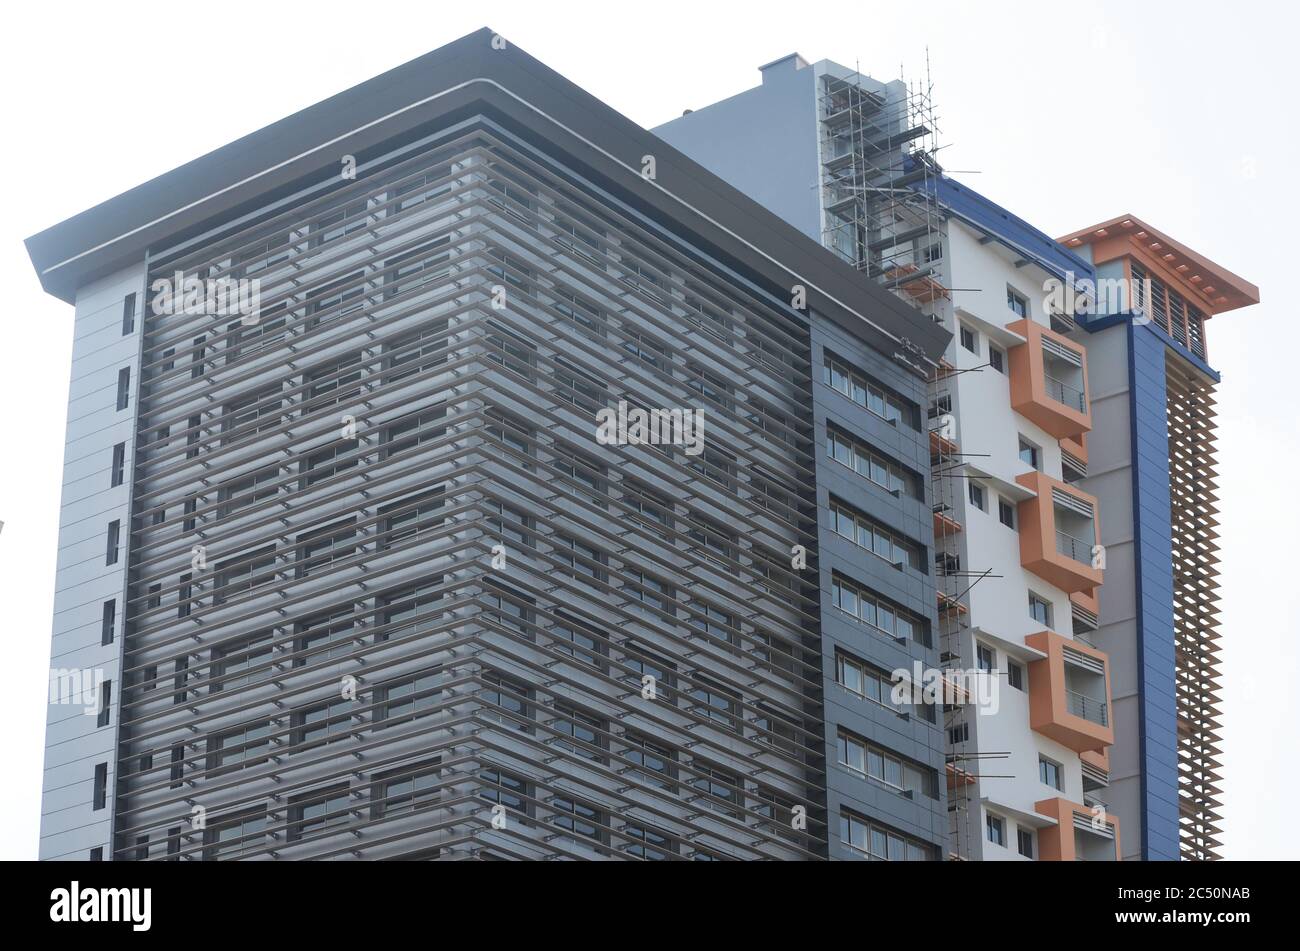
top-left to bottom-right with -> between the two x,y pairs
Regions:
24,28 -> 948,363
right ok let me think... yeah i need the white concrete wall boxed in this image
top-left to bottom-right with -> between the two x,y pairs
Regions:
40,261 -> 146,860
941,220 -> 1100,859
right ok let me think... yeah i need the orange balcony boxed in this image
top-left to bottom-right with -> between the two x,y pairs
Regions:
1025,630 -> 1114,753
1015,471 -> 1103,594
1006,319 -> 1091,439
1034,797 -> 1120,861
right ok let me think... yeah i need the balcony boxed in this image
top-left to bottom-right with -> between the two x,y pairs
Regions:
1015,472 -> 1103,594
1034,797 -> 1120,861
1025,630 -> 1114,753
1005,319 -> 1091,439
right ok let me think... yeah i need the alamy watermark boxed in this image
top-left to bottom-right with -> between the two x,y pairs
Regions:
595,399 -> 705,457
1043,271 -> 1152,323
151,270 -> 261,324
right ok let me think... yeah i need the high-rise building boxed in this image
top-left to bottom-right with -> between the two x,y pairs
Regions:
27,29 -> 950,861
656,53 -> 1256,860
1055,218 -> 1258,860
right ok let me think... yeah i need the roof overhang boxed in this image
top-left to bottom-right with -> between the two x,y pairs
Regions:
1058,214 -> 1259,317
24,28 -> 949,365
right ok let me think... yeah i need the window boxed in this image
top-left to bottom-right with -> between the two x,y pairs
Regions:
825,426 -> 913,497
483,409 -> 534,469
822,354 -> 916,427
382,236 -> 452,301
989,345 -> 1005,373
203,807 -> 267,860
207,720 -> 274,772
553,534 -> 607,585
482,580 -> 534,636
553,705 -> 606,762
550,614 -> 606,668
384,322 -> 449,381
378,489 -> 445,550
624,732 -> 675,789
217,466 -> 280,518
96,680 -> 111,728
690,764 -> 741,817
105,520 -> 120,566
623,569 -> 674,615
293,609 -> 356,667
190,336 -> 207,380
1029,592 -> 1053,627
1039,756 -> 1063,791
1007,287 -> 1029,318
312,202 -> 368,246
484,321 -> 537,380
172,656 -> 193,706
295,522 -> 357,579
550,796 -> 606,845
303,355 -> 363,415
624,823 -> 674,860
110,442 -> 125,488
1018,438 -> 1041,470
376,581 -> 443,642
371,759 -> 441,819
186,414 -> 202,458
838,729 -> 937,799
121,293 -> 136,335
1017,828 -> 1034,859
829,498 -> 917,569
552,445 -> 608,503
379,669 -> 441,725
287,785 -> 352,842
222,385 -> 283,441
115,367 -> 130,411
306,270 -> 366,326
831,575 -> 929,647
481,671 -> 532,732
1007,660 -> 1024,691
622,644 -> 676,699
381,404 -> 447,460
986,813 -> 1006,847
840,809 -> 932,860
177,574 -> 193,620
389,165 -> 452,214
209,631 -> 273,691
976,643 -> 995,673
214,546 -> 277,601
690,677 -> 738,730
291,698 -> 354,750
959,325 -> 977,354
948,722 -> 969,744
478,768 -> 531,817
166,828 -> 182,860
998,497 -> 1016,529
170,745 -> 184,789
101,600 -> 115,646
89,847 -> 103,862
92,763 -> 107,810
836,650 -> 934,720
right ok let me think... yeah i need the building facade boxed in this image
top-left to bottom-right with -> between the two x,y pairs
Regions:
1056,217 -> 1258,860
27,30 -> 950,860
656,54 -> 1254,860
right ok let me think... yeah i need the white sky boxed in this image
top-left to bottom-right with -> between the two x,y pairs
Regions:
1,0 -> 1295,860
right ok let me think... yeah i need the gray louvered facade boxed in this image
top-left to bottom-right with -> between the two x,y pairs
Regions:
28,29 -> 949,861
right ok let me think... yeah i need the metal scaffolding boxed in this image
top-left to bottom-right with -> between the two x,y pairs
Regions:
817,59 -> 947,309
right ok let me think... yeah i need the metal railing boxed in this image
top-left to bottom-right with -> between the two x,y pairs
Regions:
1067,690 -> 1108,727
1044,374 -> 1086,412
1056,531 -> 1094,565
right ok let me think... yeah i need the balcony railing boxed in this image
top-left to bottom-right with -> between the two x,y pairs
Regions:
1067,690 -> 1108,727
1056,531 -> 1094,565
1044,374 -> 1086,412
